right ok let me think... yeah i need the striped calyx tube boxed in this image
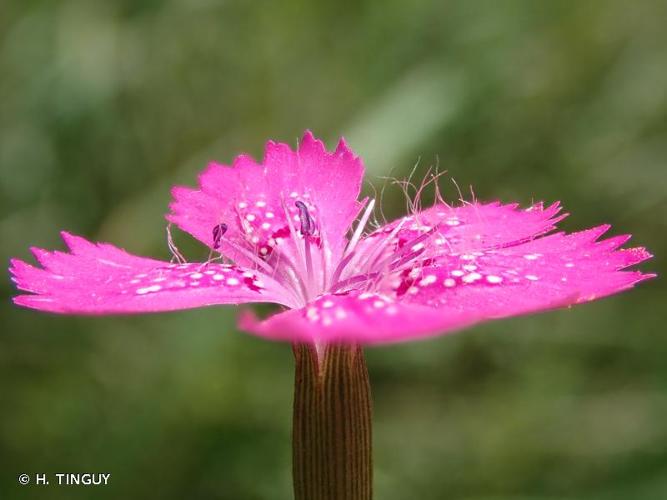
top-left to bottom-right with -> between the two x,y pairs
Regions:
292,343 -> 373,500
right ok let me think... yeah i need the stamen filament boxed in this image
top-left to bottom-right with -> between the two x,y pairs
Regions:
330,272 -> 380,293
272,249 -> 311,306
344,198 -> 375,258
330,250 -> 358,290
303,236 -> 314,297
281,197 -> 308,281
220,236 -> 275,275
368,224 -> 439,275
340,218 -> 407,285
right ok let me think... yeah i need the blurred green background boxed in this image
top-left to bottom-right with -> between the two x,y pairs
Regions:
1,1 -> 665,499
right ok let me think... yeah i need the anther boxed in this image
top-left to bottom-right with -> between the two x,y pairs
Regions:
294,201 -> 313,236
212,223 -> 228,249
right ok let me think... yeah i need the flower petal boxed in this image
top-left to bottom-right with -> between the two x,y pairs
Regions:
425,200 -> 566,250
10,232 -> 289,314
352,201 -> 564,267
167,131 -> 364,265
239,292 -> 481,345
380,225 -> 654,318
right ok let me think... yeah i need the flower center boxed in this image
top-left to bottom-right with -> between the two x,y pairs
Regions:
203,195 -> 445,309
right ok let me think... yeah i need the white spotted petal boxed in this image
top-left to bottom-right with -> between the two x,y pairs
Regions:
10,232 -> 290,314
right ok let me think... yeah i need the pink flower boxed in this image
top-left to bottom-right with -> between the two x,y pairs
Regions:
9,132 -> 654,344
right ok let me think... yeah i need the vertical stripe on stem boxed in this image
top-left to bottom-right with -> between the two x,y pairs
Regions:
292,343 -> 373,500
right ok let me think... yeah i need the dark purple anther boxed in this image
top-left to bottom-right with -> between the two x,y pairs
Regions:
212,223 -> 228,249
294,201 -> 313,236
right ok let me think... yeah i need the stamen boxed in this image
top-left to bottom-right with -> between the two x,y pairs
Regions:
294,201 -> 313,236
345,199 -> 375,257
330,272 -> 380,293
361,218 -> 407,272
279,197 -> 313,304
220,235 -> 275,275
212,223 -> 228,249
333,217 -> 406,289
370,224 -> 440,273
273,253 -> 311,306
330,251 -> 357,290
294,201 -> 315,296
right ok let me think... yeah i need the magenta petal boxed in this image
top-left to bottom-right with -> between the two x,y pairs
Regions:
10,232 -> 288,315
382,225 -> 654,323
239,292 -> 481,345
433,201 -> 567,250
167,131 -> 364,264
360,201 -> 565,258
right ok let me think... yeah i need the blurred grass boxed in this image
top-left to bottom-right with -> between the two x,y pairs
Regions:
1,0 -> 665,499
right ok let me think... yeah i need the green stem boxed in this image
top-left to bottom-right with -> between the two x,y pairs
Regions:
292,343 -> 373,500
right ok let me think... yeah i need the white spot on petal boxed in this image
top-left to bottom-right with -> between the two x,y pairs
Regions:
419,274 -> 437,286
306,307 -> 319,321
443,278 -> 456,288
462,272 -> 482,283
525,274 -> 539,281
486,275 -> 503,284
335,308 -> 347,320
226,277 -> 240,286
136,285 -> 161,295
